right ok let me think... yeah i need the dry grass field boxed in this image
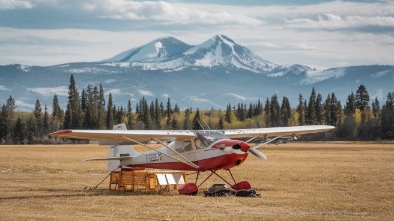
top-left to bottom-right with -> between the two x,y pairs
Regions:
0,142 -> 393,221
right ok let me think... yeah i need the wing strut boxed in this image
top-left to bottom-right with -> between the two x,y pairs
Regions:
121,136 -> 199,169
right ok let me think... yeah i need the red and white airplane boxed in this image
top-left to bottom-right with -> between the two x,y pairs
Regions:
49,124 -> 334,195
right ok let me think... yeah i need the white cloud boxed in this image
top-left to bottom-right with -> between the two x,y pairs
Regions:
105,89 -> 122,96
222,93 -> 246,100
27,86 -> 68,97
104,79 -> 117,83
82,0 -> 261,25
0,85 -> 9,90
372,89 -> 383,101
138,89 -> 154,96
0,0 -> 34,10
15,99 -> 34,110
188,96 -> 210,103
161,93 -> 170,98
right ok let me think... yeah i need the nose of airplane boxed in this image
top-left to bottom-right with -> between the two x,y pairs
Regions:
239,142 -> 251,152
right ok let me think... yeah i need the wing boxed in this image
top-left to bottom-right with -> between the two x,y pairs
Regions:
224,125 -> 335,139
49,129 -> 197,143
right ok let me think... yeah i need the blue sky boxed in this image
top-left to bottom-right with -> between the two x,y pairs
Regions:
0,0 -> 393,69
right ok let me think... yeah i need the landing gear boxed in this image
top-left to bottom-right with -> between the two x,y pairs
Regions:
178,169 -> 252,195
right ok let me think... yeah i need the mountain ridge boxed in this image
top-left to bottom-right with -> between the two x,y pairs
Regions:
0,35 -> 393,111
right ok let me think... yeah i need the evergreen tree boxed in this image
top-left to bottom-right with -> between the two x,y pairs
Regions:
381,92 -> 394,139
315,93 -> 324,124
225,103 -> 232,124
106,93 -> 114,129
33,99 -> 42,136
154,98 -> 161,128
270,94 -> 280,126
13,117 -> 26,144
64,74 -> 82,129
183,108 -> 191,129
324,94 -> 331,125
174,103 -> 180,114
355,84 -> 370,111
171,116 -> 179,129
218,117 -> 224,129
0,96 -> 16,141
306,87 -> 316,124
297,94 -> 305,125
247,103 -> 254,119
192,108 -> 202,130
127,100 -> 134,129
43,104 -> 49,133
264,98 -> 271,127
344,92 -> 356,116
372,97 -> 380,118
51,95 -> 63,130
280,96 -> 292,126
97,84 -> 106,129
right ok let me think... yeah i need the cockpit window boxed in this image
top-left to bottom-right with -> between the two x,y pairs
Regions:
195,131 -> 228,147
174,141 -> 193,153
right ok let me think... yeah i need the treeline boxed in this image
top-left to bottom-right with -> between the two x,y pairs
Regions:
0,74 -> 393,144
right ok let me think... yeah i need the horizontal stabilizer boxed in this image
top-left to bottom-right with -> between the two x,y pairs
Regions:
82,157 -> 132,162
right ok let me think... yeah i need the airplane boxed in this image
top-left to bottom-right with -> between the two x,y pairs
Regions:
49,124 -> 334,195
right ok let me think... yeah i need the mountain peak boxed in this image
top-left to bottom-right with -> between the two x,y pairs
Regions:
104,36 -> 191,63
103,34 -> 278,72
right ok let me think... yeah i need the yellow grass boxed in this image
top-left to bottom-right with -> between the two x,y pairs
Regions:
0,142 -> 393,220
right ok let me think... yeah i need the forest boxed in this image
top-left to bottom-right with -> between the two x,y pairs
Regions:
0,74 -> 393,144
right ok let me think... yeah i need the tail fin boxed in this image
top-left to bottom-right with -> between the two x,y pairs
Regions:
107,145 -> 139,171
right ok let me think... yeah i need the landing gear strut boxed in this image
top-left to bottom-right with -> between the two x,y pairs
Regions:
178,169 -> 252,195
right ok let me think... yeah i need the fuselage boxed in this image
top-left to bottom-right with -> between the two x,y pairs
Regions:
118,131 -> 250,171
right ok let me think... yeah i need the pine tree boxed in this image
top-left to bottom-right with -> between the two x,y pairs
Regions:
297,94 -> 305,125
307,87 -> 316,124
381,92 -> 394,139
225,103 -> 232,124
355,84 -> 370,111
324,94 -> 331,125
97,84 -> 106,129
264,98 -> 271,127
43,104 -> 49,133
344,92 -> 356,116
218,117 -> 224,129
13,117 -> 25,144
127,100 -> 134,129
33,99 -> 42,136
372,97 -> 380,118
192,108 -> 202,130
106,93 -> 114,129
270,94 -> 280,127
51,95 -> 63,130
64,74 -> 82,129
183,108 -> 191,129
0,96 -> 16,142
315,93 -> 324,124
280,96 -> 292,126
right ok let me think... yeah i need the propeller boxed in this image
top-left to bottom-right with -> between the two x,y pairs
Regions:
248,148 -> 267,160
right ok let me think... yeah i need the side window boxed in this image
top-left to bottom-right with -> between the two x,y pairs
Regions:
194,138 -> 206,149
174,141 -> 193,153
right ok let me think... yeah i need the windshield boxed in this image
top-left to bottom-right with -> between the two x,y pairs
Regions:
195,131 -> 228,147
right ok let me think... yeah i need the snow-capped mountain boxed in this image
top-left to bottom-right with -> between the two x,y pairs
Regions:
0,35 -> 393,111
104,35 -> 278,72
105,36 -> 192,63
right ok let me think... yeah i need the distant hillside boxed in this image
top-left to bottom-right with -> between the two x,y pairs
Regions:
0,35 -> 393,111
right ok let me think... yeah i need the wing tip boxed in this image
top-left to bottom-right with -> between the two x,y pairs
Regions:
49,130 -> 72,136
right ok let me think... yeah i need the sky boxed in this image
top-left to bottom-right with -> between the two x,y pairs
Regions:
0,0 -> 393,69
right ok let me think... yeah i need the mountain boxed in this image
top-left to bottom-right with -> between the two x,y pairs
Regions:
0,35 -> 393,112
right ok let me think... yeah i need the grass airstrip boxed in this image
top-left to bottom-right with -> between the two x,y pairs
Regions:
0,142 -> 393,220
